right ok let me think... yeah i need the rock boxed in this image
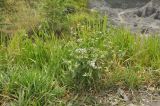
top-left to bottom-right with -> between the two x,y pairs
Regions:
128,103 -> 137,106
117,88 -> 129,102
134,23 -> 138,27
138,2 -> 156,17
141,6 -> 156,17
141,27 -> 149,34
154,10 -> 160,20
135,10 -> 142,17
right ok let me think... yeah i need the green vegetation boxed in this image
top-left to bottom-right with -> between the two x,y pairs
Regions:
0,0 -> 160,105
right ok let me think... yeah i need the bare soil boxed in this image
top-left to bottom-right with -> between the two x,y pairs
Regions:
67,86 -> 160,106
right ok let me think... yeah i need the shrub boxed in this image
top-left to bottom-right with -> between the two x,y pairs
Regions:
42,0 -> 88,36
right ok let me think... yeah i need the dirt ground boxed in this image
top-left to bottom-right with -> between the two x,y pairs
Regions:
67,86 -> 160,106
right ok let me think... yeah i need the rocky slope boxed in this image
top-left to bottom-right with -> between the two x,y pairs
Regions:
89,0 -> 160,35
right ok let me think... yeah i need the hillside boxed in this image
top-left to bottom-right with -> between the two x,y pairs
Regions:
0,0 -> 160,105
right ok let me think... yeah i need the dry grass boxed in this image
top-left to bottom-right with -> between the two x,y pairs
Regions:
1,0 -> 41,35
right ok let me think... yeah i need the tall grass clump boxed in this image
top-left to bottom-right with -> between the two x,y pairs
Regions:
42,0 -> 90,36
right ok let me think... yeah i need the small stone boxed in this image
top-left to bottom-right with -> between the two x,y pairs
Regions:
128,103 -> 137,106
148,87 -> 155,92
117,88 -> 129,102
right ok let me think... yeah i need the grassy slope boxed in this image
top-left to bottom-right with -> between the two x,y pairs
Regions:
0,0 -> 160,105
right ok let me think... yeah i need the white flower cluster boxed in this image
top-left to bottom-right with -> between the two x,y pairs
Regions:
88,59 -> 99,69
75,48 -> 87,54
